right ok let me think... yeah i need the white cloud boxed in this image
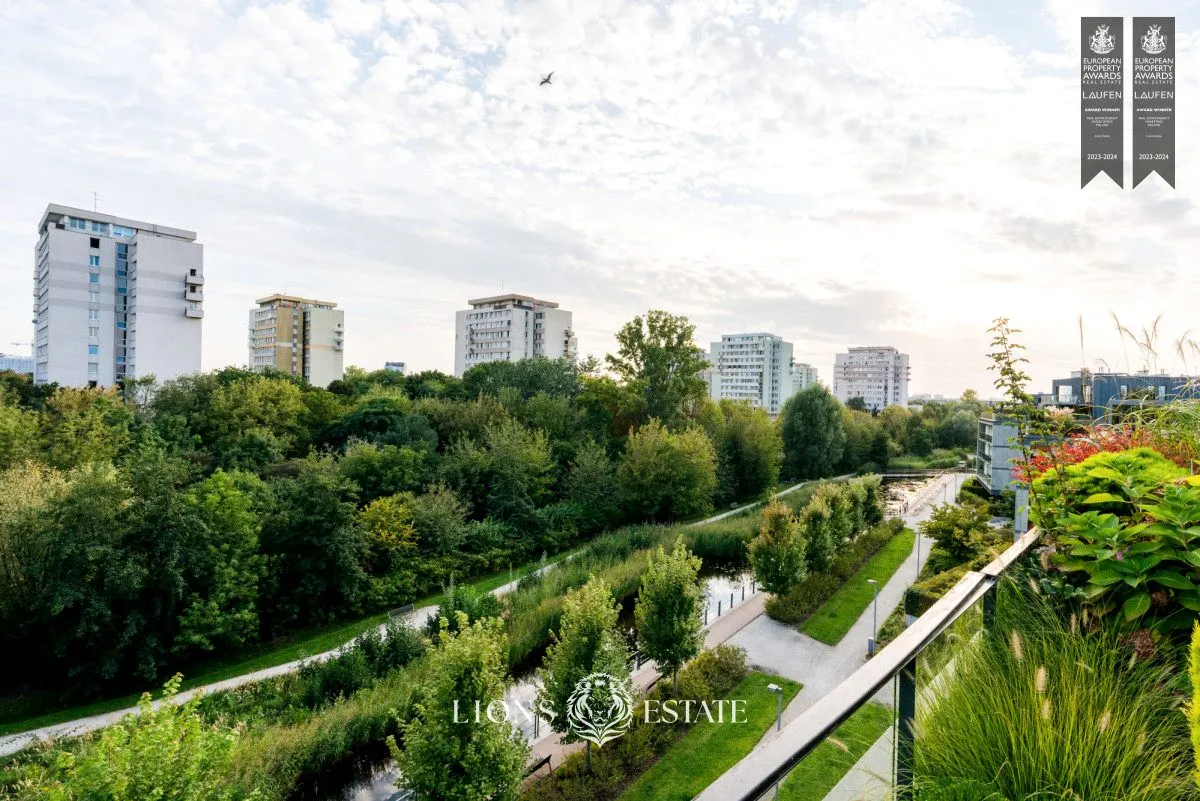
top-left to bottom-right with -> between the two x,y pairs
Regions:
1,0 -> 1198,394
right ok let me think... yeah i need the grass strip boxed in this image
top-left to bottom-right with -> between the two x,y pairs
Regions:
800,528 -> 916,645
618,672 -> 801,801
776,702 -> 892,801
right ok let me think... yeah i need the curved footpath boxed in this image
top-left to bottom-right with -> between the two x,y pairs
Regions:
0,476 -> 845,757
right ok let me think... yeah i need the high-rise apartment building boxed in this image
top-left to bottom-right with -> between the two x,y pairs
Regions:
0,354 -> 35,375
454,293 -> 576,377
248,294 -> 344,388
384,361 -> 406,374
790,362 -> 817,395
34,204 -> 204,388
707,333 -> 799,416
832,346 -> 910,411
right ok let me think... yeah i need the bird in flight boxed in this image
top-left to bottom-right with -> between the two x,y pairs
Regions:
540,71 -> 554,86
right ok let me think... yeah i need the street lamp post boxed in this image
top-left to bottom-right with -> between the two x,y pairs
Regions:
867,579 -> 879,657
767,683 -> 783,732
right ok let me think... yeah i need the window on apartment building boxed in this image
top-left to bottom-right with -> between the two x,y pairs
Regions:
189,268 -> 197,276
68,217 -> 86,230
88,308 -> 99,320
89,237 -> 100,248
91,221 -> 109,235
89,273 -> 99,284
88,255 -> 100,267
89,291 -> 99,303
89,325 -> 99,338
87,362 -> 99,374
87,344 -> 99,356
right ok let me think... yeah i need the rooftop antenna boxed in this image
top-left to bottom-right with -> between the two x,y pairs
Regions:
93,192 -> 100,212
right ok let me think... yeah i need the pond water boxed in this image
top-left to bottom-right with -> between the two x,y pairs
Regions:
292,568 -> 755,801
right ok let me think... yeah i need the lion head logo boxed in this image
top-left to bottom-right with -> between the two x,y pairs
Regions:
565,672 -> 634,747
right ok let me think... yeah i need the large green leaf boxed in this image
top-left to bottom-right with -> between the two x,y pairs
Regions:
1150,570 -> 1196,591
1123,591 -> 1151,621
1176,592 -> 1200,612
1082,492 -> 1126,505
1087,466 -> 1131,485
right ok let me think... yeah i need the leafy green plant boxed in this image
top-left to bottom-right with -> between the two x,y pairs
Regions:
749,500 -> 808,596
1050,465 -> 1200,629
9,674 -> 262,800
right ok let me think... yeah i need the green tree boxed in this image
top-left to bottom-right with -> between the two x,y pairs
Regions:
392,614 -> 528,801
749,499 -> 808,596
483,419 -> 555,525
617,419 -> 717,521
259,460 -> 367,631
337,439 -> 431,503
410,484 -> 470,555
462,357 -> 584,401
845,396 -> 868,412
869,428 -> 890,471
174,470 -> 265,654
710,400 -> 783,503
779,384 -> 846,480
565,440 -> 620,532
918,501 -> 992,562
536,576 -> 631,772
606,310 -> 708,426
635,537 -> 704,689
16,675 -> 261,800
0,400 -> 37,469
38,388 -> 134,470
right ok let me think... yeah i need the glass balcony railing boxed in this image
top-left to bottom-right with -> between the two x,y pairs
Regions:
694,529 -> 1040,801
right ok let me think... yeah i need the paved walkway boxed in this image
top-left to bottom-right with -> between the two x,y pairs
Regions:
522,576 -> 770,784
0,478 -> 830,757
731,473 -> 967,740
523,472 -> 968,786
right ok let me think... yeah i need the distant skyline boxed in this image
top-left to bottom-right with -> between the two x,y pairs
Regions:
3,0 -> 1199,396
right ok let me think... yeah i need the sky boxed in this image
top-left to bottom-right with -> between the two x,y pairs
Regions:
2,0 -> 1199,396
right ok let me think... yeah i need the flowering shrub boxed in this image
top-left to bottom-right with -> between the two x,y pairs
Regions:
1013,426 -> 1185,484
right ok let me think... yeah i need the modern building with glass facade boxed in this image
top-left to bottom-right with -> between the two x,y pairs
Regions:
1047,369 -> 1199,421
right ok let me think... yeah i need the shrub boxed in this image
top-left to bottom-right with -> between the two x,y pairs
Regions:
12,675 -> 262,800
765,519 -> 903,624
1031,447 -> 1187,530
749,500 -> 808,596
1044,452 -> 1200,630
918,502 -> 992,563
1189,623 -> 1200,792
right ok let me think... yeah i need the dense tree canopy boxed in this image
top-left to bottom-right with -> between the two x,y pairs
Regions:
0,314 -> 981,700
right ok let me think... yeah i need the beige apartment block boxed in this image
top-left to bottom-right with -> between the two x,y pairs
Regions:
248,294 -> 344,388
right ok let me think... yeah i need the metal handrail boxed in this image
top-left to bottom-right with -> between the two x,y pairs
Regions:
693,527 -> 1042,801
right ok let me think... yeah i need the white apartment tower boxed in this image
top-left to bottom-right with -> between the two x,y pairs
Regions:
34,204 -> 203,388
790,362 -> 818,395
708,333 -> 800,416
248,294 -> 345,388
832,346 -> 911,411
454,294 -> 577,377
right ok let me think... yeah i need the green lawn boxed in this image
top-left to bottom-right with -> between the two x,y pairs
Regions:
801,528 -> 916,645
777,702 -> 893,801
0,549 -> 579,737
619,672 -> 801,801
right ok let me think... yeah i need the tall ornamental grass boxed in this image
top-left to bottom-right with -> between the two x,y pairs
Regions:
913,582 -> 1196,801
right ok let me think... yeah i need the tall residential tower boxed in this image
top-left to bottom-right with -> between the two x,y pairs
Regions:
248,294 -> 345,388
832,346 -> 910,411
34,204 -> 204,387
454,293 -> 576,377
708,332 -> 803,416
